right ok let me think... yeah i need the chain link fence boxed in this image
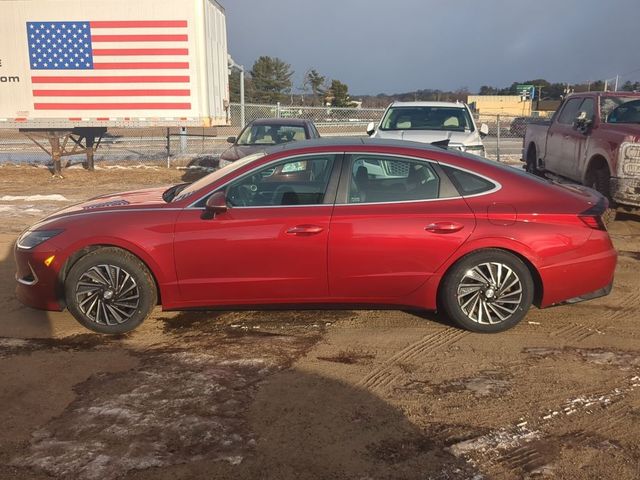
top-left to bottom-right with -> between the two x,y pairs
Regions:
0,103 -> 554,168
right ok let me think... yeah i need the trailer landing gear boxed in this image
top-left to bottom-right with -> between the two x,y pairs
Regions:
19,127 -> 107,177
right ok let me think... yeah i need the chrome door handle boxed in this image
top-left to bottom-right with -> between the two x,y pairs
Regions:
425,222 -> 464,234
286,225 -> 324,236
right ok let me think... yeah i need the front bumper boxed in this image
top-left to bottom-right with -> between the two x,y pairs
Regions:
611,177 -> 640,208
14,246 -> 64,311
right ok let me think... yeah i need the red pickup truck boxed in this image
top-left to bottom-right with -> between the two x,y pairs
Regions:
523,91 -> 640,215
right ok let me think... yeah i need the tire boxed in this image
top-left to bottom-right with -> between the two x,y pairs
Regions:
440,249 -> 534,333
585,166 -> 617,225
525,145 -> 541,176
586,166 -> 611,198
65,247 -> 157,334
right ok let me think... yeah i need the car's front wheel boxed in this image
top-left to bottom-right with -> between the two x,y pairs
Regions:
440,249 -> 534,333
65,247 -> 157,334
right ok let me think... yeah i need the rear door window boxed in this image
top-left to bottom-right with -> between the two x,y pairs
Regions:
347,155 -> 456,203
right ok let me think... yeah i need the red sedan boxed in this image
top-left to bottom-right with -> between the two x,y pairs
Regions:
15,139 -> 617,334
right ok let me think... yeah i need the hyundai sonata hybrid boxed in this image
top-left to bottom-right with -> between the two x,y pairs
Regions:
15,138 -> 617,334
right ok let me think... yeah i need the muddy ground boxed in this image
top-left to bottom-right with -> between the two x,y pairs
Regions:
0,165 -> 639,480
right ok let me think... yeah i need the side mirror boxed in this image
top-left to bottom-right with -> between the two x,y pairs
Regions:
202,191 -> 228,219
226,136 -> 236,144
574,111 -> 592,132
366,122 -> 376,136
479,123 -> 489,137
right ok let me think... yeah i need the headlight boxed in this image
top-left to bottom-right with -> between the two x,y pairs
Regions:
620,143 -> 640,177
465,145 -> 486,157
17,229 -> 63,250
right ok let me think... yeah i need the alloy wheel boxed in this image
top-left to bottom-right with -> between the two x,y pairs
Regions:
75,264 -> 140,326
456,262 -> 523,325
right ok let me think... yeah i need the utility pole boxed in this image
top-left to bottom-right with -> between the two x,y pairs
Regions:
228,55 -> 246,128
614,75 -> 619,91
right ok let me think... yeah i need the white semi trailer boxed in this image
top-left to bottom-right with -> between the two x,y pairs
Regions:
0,0 -> 229,173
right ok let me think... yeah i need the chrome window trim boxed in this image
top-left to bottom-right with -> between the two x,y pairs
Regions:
437,160 -> 503,198
187,151 -> 345,210
185,151 -> 503,210
340,152 -> 502,205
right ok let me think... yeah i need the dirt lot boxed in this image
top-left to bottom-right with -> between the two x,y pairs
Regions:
0,165 -> 639,480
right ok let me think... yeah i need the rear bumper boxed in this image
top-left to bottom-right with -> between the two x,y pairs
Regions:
14,246 -> 64,311
561,282 -> 613,304
539,232 -> 617,308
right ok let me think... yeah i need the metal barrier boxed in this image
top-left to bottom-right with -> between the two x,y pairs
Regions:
0,104 -> 553,168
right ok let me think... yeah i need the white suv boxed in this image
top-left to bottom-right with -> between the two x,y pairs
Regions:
367,101 -> 489,157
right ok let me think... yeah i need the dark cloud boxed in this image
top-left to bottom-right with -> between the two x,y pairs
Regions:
225,0 -> 640,94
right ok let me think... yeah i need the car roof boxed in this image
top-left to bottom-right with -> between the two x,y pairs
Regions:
248,118 -> 311,126
389,101 -> 468,109
260,137 -> 446,155
566,91 -> 640,100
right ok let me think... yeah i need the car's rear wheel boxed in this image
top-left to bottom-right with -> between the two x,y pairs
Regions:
440,249 -> 534,333
65,247 -> 157,334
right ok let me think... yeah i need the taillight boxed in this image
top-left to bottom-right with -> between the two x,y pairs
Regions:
579,198 -> 608,231
578,215 -> 606,230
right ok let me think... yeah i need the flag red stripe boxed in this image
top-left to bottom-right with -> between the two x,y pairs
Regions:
93,48 -> 189,56
32,75 -> 190,83
34,103 -> 191,110
89,20 -> 187,28
33,89 -> 191,97
91,34 -> 188,42
93,62 -> 189,69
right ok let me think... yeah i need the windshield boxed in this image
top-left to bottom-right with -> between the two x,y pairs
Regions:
600,96 -> 640,122
380,106 -> 474,132
237,124 -> 307,145
606,99 -> 640,124
172,152 -> 266,203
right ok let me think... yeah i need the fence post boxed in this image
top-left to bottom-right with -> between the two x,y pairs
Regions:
180,127 -> 187,154
276,102 -> 281,118
166,128 -> 171,168
496,114 -> 501,163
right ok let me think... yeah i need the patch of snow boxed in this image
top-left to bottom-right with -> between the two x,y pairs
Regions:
449,425 -> 540,457
0,194 -> 68,202
14,353 -> 263,479
0,338 -> 30,348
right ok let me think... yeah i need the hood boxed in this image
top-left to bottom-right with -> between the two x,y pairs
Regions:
373,129 -> 482,146
220,145 -> 263,162
48,186 -> 170,219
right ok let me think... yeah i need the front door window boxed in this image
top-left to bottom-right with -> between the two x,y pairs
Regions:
225,154 -> 336,207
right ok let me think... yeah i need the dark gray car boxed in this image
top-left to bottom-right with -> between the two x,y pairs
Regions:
219,118 -> 320,165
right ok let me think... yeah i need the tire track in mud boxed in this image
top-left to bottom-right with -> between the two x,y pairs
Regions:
496,444 -> 548,474
450,375 -> 640,477
551,288 -> 640,342
551,323 -> 600,343
568,403 -> 635,445
606,289 -> 640,323
360,329 -> 468,394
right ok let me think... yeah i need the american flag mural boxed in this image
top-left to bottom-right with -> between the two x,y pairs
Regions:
26,20 -> 191,111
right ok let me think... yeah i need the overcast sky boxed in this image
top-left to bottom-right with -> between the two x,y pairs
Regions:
225,0 -> 640,95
